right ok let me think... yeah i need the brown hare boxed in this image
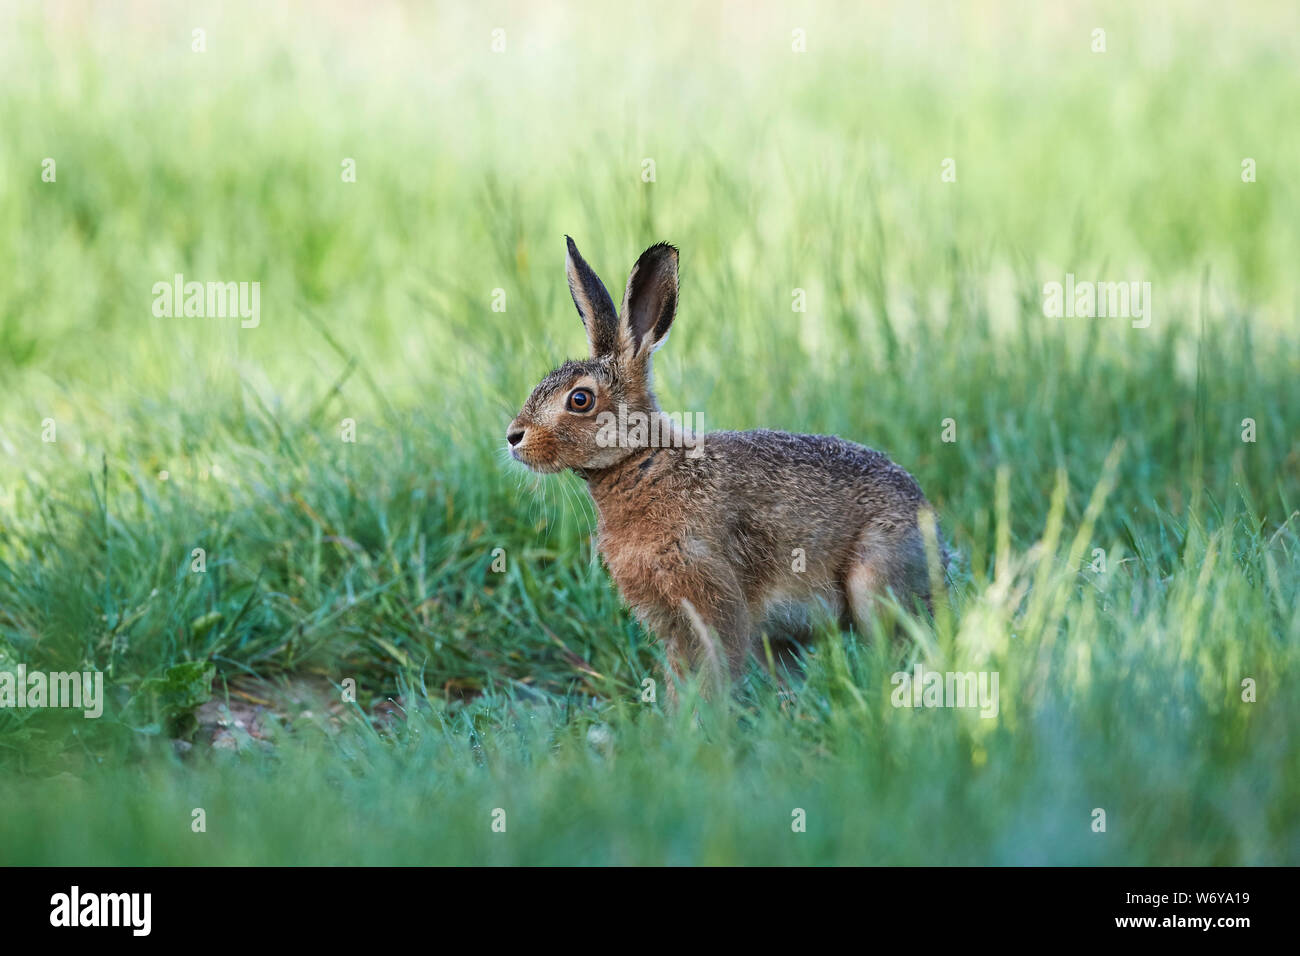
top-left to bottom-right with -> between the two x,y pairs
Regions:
507,237 -> 948,695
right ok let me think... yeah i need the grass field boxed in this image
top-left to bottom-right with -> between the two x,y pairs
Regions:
1,0 -> 1298,864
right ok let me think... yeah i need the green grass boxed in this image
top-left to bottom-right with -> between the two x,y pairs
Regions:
0,0 -> 1297,864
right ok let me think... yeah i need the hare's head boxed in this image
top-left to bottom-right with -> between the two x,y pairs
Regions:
507,237 -> 679,474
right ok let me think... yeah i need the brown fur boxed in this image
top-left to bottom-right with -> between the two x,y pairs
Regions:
508,239 -> 948,696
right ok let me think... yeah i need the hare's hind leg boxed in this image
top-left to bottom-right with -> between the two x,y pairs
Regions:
842,551 -> 890,635
842,526 -> 931,633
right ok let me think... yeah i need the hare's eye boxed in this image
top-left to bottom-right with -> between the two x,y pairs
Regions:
566,388 -> 595,413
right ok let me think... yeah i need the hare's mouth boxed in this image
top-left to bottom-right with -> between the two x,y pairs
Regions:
510,447 -> 565,474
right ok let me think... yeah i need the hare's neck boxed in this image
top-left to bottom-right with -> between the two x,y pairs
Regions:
577,445 -> 664,517
579,444 -> 656,490
577,409 -> 700,508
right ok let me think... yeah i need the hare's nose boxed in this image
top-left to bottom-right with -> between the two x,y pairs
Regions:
507,428 -> 525,447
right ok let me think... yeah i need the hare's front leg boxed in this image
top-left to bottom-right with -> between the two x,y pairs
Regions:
641,569 -> 753,702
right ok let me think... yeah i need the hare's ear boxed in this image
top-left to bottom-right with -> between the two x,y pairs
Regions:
565,236 -> 619,358
619,241 -> 678,360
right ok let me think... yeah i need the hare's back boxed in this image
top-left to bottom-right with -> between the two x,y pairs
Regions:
701,429 -> 927,514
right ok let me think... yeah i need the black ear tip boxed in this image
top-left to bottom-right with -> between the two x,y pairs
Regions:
643,240 -> 679,262
565,235 -> 579,256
